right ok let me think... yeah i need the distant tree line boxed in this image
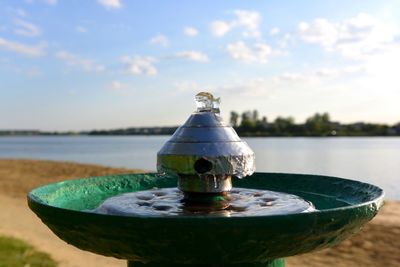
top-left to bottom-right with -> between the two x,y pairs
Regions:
87,127 -> 178,136
0,130 -> 41,136
1,112 -> 399,137
0,127 -> 178,136
230,110 -> 400,137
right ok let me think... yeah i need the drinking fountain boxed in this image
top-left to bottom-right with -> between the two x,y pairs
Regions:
28,92 -> 384,267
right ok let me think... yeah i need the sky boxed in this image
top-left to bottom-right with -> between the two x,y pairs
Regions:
0,0 -> 399,131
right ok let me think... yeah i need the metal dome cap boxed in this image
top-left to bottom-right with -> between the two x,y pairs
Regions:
157,92 -> 255,194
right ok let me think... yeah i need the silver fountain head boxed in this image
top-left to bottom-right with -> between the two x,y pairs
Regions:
157,92 -> 255,194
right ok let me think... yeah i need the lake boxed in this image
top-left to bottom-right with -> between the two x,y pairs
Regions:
0,136 -> 399,199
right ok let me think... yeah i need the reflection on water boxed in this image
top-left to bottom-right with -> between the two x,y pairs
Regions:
0,136 -> 399,199
93,187 -> 315,217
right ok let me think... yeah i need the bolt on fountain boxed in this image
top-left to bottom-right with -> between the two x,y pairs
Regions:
28,92 -> 384,267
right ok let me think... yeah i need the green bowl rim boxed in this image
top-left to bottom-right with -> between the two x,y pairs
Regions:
27,172 -> 384,221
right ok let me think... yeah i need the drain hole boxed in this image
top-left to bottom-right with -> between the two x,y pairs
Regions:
194,158 -> 213,174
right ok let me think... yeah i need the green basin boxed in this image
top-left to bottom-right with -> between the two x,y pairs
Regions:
28,172 -> 383,266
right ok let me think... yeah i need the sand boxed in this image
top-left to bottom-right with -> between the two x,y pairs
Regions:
0,159 -> 399,267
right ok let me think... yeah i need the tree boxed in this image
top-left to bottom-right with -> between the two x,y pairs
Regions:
230,111 -> 239,127
305,112 -> 332,136
255,116 -> 268,131
252,110 -> 259,122
273,116 -> 295,135
240,111 -> 256,130
261,116 -> 267,124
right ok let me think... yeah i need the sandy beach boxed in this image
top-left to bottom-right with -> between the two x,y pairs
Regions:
0,159 -> 398,267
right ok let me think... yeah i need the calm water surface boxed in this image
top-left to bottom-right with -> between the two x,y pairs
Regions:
0,136 -> 398,199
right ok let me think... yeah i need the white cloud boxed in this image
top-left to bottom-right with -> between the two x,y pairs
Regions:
13,8 -> 27,17
233,10 -> 261,38
298,19 -> 338,47
175,51 -> 209,62
0,37 -> 46,57
216,78 -> 272,97
183,26 -> 198,37
121,56 -> 157,76
111,80 -> 126,90
149,34 -> 169,47
14,19 -> 41,37
97,0 -> 122,9
45,0 -> 57,5
274,65 -> 365,84
270,27 -> 280,36
314,68 -> 339,77
278,33 -> 292,48
216,64 -> 366,99
56,51 -> 105,72
209,20 -> 231,37
24,0 -> 58,5
226,41 -> 272,63
298,13 -> 400,59
109,80 -> 132,95
173,81 -> 202,92
276,72 -> 311,83
343,65 -> 365,74
76,26 -> 87,33
209,10 -> 261,38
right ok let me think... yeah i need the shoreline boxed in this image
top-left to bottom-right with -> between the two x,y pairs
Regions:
0,159 -> 399,267
2,134 -> 400,137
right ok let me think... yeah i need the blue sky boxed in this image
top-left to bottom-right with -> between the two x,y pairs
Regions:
0,0 -> 399,131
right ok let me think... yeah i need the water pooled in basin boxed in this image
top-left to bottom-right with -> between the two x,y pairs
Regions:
93,188 -> 315,217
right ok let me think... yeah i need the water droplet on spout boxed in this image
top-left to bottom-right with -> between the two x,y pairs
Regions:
213,175 -> 218,189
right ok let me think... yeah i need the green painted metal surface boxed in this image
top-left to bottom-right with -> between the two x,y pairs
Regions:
127,258 -> 285,267
27,172 -> 383,265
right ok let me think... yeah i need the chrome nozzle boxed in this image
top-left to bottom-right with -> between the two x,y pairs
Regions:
157,92 -> 255,193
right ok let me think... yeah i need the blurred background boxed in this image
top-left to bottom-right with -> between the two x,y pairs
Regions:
0,0 -> 399,130
0,1 -> 399,266
1,0 -> 399,197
